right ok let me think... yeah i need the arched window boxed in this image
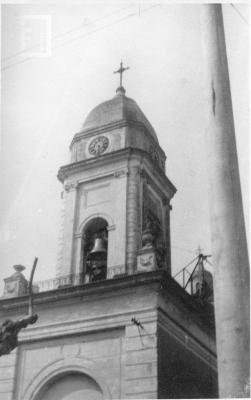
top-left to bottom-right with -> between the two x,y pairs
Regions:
35,372 -> 103,400
81,217 -> 108,283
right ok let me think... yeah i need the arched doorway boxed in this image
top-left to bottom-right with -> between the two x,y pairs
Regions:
35,372 -> 103,400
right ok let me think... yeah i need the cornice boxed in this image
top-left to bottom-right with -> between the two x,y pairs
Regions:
71,120 -> 141,145
18,307 -> 157,343
70,119 -> 163,154
140,163 -> 177,200
57,148 -> 176,198
0,270 -> 162,311
0,270 -> 214,333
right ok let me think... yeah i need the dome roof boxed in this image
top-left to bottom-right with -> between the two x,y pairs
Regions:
81,87 -> 158,142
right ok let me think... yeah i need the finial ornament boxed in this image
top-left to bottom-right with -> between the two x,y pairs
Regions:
114,61 -> 130,88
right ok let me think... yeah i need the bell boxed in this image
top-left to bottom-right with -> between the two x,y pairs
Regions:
87,238 -> 107,261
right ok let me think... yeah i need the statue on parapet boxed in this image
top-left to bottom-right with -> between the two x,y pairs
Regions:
0,258 -> 39,356
0,314 -> 38,356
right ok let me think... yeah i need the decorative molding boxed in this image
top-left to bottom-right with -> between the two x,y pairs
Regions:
1,270 -> 212,319
58,148 -> 175,196
140,167 -> 174,201
107,224 -> 116,232
149,145 -> 160,165
64,182 -> 79,192
127,166 -> 141,178
161,198 -> 169,207
22,356 -> 112,400
107,264 -> 125,278
63,170 -> 115,187
159,157 -> 165,170
18,307 -> 157,343
3,267 -> 28,298
78,213 -> 114,235
137,248 -> 157,272
113,169 -> 127,178
70,120 -> 165,157
139,169 -> 149,183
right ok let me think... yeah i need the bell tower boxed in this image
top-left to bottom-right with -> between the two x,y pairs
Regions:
57,66 -> 176,283
0,66 -> 218,400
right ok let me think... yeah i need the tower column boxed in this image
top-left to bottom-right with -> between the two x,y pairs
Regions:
60,182 -> 79,276
163,201 -> 171,275
201,4 -> 249,397
126,166 -> 141,274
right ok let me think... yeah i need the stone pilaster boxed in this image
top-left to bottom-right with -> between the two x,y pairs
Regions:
126,166 -> 141,274
56,189 -> 66,278
60,182 -> 79,276
72,233 -> 82,276
164,202 -> 172,275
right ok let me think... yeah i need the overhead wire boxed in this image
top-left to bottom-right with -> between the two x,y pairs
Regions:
2,6 -> 135,71
2,4 -> 134,62
173,256 -> 198,279
205,258 -> 213,267
230,4 -> 249,26
184,256 -> 200,290
2,4 -> 161,72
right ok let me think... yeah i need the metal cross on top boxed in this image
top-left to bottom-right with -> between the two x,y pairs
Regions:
195,244 -> 204,256
114,61 -> 130,87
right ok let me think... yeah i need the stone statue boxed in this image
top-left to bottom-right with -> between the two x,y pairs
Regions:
0,314 -> 38,356
0,257 -> 39,356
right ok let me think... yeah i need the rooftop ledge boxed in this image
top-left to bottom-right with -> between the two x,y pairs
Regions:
0,270 -> 215,330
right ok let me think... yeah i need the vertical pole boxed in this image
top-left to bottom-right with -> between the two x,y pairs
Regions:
28,257 -> 38,316
200,4 -> 249,397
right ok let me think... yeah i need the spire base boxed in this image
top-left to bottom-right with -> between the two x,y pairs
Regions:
116,86 -> 126,95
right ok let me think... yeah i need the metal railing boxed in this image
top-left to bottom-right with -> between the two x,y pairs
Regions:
173,253 -> 212,295
34,273 -> 84,293
33,265 -> 126,293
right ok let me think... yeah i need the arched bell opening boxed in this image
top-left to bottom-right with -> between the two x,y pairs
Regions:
81,217 -> 108,283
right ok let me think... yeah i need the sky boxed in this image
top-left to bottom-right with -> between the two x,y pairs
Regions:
0,2 -> 249,291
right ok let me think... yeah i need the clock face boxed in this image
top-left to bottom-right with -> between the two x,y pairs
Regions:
88,136 -> 109,156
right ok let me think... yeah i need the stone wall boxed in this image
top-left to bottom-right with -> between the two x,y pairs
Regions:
0,271 -> 217,400
15,329 -> 124,399
125,322 -> 157,399
0,349 -> 17,400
